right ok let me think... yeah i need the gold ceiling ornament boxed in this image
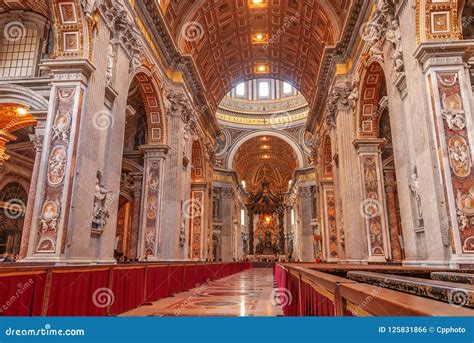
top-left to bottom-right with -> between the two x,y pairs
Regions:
416,0 -> 463,44
0,130 -> 17,166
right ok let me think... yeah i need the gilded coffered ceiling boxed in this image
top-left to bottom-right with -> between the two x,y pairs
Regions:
0,0 -> 49,17
233,135 -> 298,193
162,0 -> 352,111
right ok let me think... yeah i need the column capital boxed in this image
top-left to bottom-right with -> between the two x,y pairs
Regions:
414,41 -> 474,70
353,138 -> 386,152
40,59 -> 96,85
139,144 -> 170,157
325,77 -> 359,126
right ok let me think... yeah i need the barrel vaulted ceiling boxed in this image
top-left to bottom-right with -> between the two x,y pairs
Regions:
233,135 -> 298,193
162,0 -> 352,111
0,0 -> 49,16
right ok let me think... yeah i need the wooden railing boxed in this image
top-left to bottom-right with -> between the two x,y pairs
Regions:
275,264 -> 474,316
0,262 -> 251,316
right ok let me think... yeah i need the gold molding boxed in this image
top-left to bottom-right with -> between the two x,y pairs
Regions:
416,0 -> 463,44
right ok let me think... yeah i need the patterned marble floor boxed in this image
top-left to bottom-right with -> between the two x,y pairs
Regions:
122,268 -> 283,316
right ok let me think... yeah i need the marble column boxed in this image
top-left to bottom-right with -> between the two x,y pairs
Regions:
333,99 -> 367,262
138,145 -> 168,260
159,91 -> 190,259
129,173 -> 142,260
189,183 -> 207,260
24,60 -> 95,263
247,208 -> 254,255
384,170 -> 403,262
19,130 -> 44,259
299,185 -> 314,262
414,43 -> 474,266
354,139 -> 390,262
220,187 -> 233,261
278,211 -> 285,254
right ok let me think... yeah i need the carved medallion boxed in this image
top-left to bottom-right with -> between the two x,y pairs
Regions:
47,145 -> 67,185
448,136 -> 471,178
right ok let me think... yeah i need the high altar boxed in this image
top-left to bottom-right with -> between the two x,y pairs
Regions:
245,180 -> 286,258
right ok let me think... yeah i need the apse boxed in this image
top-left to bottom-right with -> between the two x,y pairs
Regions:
233,135 -> 298,195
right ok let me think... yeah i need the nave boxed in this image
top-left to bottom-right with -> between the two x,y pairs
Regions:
0,0 -> 473,319
123,268 -> 282,317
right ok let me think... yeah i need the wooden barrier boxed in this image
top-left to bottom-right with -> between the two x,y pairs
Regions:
0,262 -> 251,316
275,264 -> 474,316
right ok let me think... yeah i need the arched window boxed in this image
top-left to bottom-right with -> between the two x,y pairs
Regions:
0,182 -> 28,256
0,12 -> 49,78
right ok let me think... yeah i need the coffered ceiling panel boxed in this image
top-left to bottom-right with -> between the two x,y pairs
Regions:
0,0 -> 49,17
163,0 -> 351,111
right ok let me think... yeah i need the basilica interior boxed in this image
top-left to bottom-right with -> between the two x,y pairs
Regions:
0,0 -> 473,317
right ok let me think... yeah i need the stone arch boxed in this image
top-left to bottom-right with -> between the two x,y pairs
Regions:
0,84 -> 48,113
130,70 -> 167,145
356,61 -> 387,139
226,130 -> 305,170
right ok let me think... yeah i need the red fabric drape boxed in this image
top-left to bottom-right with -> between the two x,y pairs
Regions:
47,269 -> 110,316
168,265 -> 185,294
184,265 -> 197,290
195,264 -> 207,285
0,272 -> 46,316
110,267 -> 146,315
144,265 -> 170,303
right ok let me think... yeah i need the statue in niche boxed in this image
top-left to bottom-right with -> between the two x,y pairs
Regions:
386,20 -> 404,72
105,44 -> 116,86
92,172 -> 111,231
179,218 -> 186,248
408,172 -> 423,222
134,119 -> 146,149
182,126 -> 190,156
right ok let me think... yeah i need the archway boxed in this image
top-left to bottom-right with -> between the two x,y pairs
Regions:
357,61 -> 404,262
227,131 -> 305,170
233,135 -> 299,257
115,69 -> 167,261
0,182 -> 28,257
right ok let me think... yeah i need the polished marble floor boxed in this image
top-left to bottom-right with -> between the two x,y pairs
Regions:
122,268 -> 283,316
